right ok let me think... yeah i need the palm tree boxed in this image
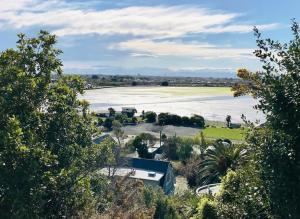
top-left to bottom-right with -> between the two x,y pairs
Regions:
199,140 -> 248,185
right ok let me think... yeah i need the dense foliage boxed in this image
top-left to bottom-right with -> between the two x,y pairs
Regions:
199,140 -> 248,185
232,21 -> 300,218
0,31 -> 115,217
144,111 -> 157,123
158,113 -> 205,128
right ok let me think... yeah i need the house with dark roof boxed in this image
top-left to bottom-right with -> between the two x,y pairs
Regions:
100,158 -> 175,195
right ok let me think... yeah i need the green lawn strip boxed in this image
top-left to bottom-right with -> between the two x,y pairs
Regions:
136,86 -> 233,96
202,127 -> 247,141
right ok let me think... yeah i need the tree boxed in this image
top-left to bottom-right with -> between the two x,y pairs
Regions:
179,156 -> 202,187
154,198 -> 179,219
232,21 -> 300,218
97,117 -> 104,126
103,118 -> 113,130
192,197 -> 218,219
115,113 -> 128,124
91,74 -> 99,79
190,115 -> 205,128
164,136 -> 181,160
161,81 -> 169,86
177,138 -> 193,162
158,113 -> 169,126
0,31 -> 112,218
226,115 -> 231,128
112,120 -> 124,147
132,135 -> 150,159
144,111 -> 157,123
170,114 -> 182,126
181,116 -> 191,126
216,168 -> 272,219
199,140 -> 248,185
108,107 -> 115,117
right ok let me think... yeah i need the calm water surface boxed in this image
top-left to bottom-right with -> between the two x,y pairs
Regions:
81,87 -> 264,123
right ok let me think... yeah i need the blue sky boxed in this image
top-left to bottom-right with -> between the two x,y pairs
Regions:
0,0 -> 299,77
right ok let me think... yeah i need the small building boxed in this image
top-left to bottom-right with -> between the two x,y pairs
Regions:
100,158 -> 175,195
121,107 -> 137,115
147,142 -> 165,159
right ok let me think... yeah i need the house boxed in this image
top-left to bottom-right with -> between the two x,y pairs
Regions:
147,142 -> 165,159
100,158 -> 175,195
121,107 -> 137,117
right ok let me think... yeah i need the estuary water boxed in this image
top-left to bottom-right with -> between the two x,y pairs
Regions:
81,86 -> 264,123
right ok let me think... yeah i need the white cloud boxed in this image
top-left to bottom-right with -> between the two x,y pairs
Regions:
113,39 -> 254,59
0,0 -> 279,39
0,0 -> 278,62
130,53 -> 158,58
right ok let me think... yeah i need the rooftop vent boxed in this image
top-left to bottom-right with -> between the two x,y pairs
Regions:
148,172 -> 156,177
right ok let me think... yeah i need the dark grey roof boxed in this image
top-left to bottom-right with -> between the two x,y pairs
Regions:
121,158 -> 171,186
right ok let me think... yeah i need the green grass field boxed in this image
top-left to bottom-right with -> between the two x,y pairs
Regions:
201,127 -> 247,141
133,86 -> 233,96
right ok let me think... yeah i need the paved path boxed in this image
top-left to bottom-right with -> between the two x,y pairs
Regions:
122,123 -> 202,138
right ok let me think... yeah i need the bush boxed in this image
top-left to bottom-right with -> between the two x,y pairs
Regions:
103,118 -> 113,129
182,116 -> 192,126
97,117 -> 104,126
144,111 -> 157,123
157,113 -> 205,128
190,115 -> 205,128
192,197 -> 218,219
170,114 -> 182,126
130,133 -> 156,159
115,114 -> 128,124
154,198 -> 179,219
161,81 -> 169,86
176,138 -> 193,161
158,113 -> 169,125
216,168 -> 272,219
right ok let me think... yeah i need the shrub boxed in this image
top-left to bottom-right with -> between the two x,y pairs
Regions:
103,118 -> 113,129
157,113 -> 205,128
190,115 -> 205,128
144,111 -> 157,123
176,138 -> 193,161
161,81 -> 169,86
192,197 -> 218,219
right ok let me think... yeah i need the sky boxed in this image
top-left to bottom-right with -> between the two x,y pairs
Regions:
0,0 -> 300,77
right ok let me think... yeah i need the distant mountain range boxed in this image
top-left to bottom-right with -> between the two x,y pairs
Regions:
64,66 -> 237,78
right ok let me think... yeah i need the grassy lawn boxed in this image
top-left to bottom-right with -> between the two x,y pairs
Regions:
202,127 -> 247,141
132,86 -> 233,96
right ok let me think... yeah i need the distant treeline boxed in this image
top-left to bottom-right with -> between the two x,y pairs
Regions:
82,74 -> 241,88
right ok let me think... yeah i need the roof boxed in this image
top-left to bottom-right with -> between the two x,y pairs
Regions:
119,158 -> 171,186
148,143 -> 161,153
125,158 -> 170,174
100,167 -> 164,182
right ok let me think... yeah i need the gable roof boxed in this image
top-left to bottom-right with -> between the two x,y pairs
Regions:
125,158 -> 171,187
122,158 -> 170,174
